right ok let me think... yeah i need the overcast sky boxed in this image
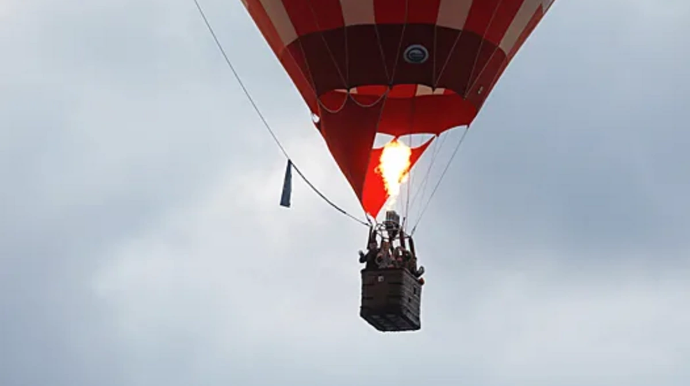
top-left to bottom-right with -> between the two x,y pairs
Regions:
1,0 -> 690,385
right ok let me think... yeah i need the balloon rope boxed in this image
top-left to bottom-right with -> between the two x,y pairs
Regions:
411,126 -> 470,235
192,0 -> 370,227
409,0 -> 504,232
405,131 -> 445,223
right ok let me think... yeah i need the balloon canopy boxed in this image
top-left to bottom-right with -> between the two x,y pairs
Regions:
242,0 -> 555,219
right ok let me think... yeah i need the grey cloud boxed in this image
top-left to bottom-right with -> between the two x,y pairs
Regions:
2,0 -> 690,385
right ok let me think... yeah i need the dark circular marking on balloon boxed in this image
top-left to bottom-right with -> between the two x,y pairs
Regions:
403,44 -> 429,64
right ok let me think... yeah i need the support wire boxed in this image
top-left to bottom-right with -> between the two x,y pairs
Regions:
192,0 -> 369,227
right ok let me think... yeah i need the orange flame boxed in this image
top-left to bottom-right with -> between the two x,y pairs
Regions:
376,139 -> 412,209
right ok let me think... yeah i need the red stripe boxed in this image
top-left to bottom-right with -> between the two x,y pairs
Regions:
463,0 -> 503,38
281,0 -> 317,37
466,49 -> 505,104
462,0 -> 518,88
483,0 -> 524,45
281,54 -> 318,113
374,0 -> 405,24
245,0 -> 285,54
282,45 -> 318,106
356,85 -> 389,96
407,0 -> 442,24
508,7 -> 543,59
282,0 -> 345,37
374,0 -> 442,25
389,84 -> 417,98
471,57 -> 508,111
308,0 -> 346,32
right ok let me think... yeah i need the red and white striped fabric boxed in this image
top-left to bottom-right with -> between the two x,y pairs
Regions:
242,0 -> 555,217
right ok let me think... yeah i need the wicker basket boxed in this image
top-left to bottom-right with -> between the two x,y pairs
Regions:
359,268 -> 422,332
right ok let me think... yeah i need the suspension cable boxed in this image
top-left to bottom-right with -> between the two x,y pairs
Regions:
411,126 -> 470,235
192,0 -> 369,227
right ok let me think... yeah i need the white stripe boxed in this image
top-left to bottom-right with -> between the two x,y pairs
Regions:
437,0 -> 474,30
257,0 -> 298,46
340,0 -> 375,26
499,0 -> 543,54
414,86 -> 446,96
415,85 -> 434,96
334,87 -> 358,94
240,0 -> 248,8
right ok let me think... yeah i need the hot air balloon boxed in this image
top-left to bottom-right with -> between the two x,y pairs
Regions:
241,0 -> 556,332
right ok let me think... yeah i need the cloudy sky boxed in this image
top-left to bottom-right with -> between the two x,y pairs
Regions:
2,0 -> 690,385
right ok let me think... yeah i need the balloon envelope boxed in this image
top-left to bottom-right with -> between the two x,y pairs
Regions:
242,0 -> 555,218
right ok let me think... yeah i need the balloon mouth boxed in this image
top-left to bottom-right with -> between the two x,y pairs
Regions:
373,133 -> 435,149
